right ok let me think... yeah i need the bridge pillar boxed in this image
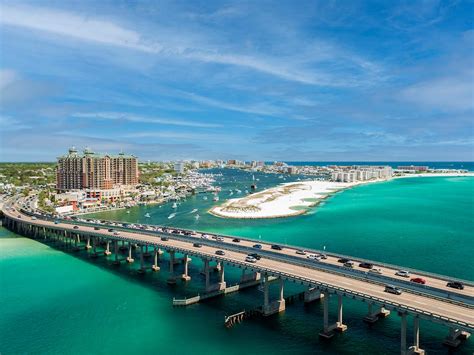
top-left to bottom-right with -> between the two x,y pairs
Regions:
262,275 -> 285,316
336,295 -> 347,332
364,302 -> 391,323
204,258 -> 210,290
138,245 -> 146,273
181,254 -> 191,281
304,287 -> 323,303
91,237 -> 98,258
167,250 -> 177,284
85,236 -> 91,250
216,262 -> 226,289
408,315 -> 425,354
104,240 -> 111,256
240,269 -> 260,283
113,240 -> 120,265
126,242 -> 134,263
152,247 -> 160,271
443,327 -> 471,348
400,312 -> 407,355
319,291 -> 334,338
119,240 -> 127,251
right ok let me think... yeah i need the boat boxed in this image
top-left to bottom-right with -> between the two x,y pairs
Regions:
195,214 -> 200,220
236,189 -> 242,194
203,196 -> 208,200
168,213 -> 176,219
229,191 -> 234,196
172,202 -> 178,209
213,196 -> 219,202
245,190 -> 249,194
126,211 -> 130,214
145,213 -> 151,218
190,209 -> 198,214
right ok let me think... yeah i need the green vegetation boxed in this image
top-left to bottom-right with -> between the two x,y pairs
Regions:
138,162 -> 178,186
0,163 -> 56,187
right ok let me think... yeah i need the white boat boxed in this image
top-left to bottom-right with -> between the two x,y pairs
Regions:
168,213 -> 176,219
252,174 -> 255,181
195,214 -> 200,220
172,202 -> 178,209
126,211 -> 130,214
203,196 -> 208,200
245,190 -> 249,194
229,191 -> 233,196
190,209 -> 198,214
213,196 -> 219,202
236,189 -> 242,194
145,213 -> 151,218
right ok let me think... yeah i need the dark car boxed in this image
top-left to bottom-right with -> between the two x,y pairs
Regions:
247,253 -> 261,260
253,244 -> 262,249
17,215 -> 22,218
73,225 -> 79,229
94,227 -> 100,230
338,258 -> 350,263
161,237 -> 169,241
447,281 -> 464,290
108,228 -> 114,232
54,220 -> 59,224
359,262 -> 374,269
385,285 -> 402,295
232,238 -> 241,243
271,244 -> 283,250
215,250 -> 225,255
193,243 -> 202,248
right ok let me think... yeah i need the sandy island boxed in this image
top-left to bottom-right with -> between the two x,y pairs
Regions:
209,172 -> 474,219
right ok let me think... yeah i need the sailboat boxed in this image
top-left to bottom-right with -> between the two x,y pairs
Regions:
145,213 -> 151,218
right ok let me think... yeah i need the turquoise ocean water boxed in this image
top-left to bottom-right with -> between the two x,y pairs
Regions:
1,170 -> 473,354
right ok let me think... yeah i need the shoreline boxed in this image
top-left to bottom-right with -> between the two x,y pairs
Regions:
209,173 -> 474,220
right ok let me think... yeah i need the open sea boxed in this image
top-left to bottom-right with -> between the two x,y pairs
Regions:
1,165 -> 473,354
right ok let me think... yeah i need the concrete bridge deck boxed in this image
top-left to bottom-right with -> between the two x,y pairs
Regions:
2,204 -> 473,353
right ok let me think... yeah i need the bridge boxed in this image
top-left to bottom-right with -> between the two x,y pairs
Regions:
1,204 -> 473,354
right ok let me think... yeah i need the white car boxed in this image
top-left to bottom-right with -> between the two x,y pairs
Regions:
396,270 -> 410,277
369,268 -> 383,275
296,249 -> 307,255
114,231 -> 120,236
201,234 -> 210,239
245,256 -> 257,263
216,237 -> 224,242
307,254 -> 321,261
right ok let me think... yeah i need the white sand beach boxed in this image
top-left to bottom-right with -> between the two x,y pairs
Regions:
209,180 -> 362,219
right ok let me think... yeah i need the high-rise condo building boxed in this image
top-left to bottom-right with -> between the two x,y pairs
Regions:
56,147 -> 139,191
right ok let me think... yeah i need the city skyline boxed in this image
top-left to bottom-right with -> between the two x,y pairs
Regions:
1,1 -> 473,162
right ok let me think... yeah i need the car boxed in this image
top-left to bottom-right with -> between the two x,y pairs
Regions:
247,253 -> 261,260
318,253 -> 328,260
73,225 -> 79,229
245,256 -> 257,263
17,215 -> 22,218
446,281 -> 464,290
307,254 -> 321,260
193,243 -> 202,248
94,227 -> 100,230
344,261 -> 355,268
385,285 -> 402,295
54,220 -> 59,224
108,228 -> 114,232
253,244 -> 262,249
31,216 -> 37,220
161,237 -> 169,241
271,244 -> 283,250
368,268 -> 383,275
396,270 -> 410,277
113,231 -> 120,236
215,250 -> 225,255
410,277 -> 426,285
201,235 -> 210,240
232,238 -> 241,243
296,249 -> 307,255
359,262 -> 374,269
338,258 -> 350,263
216,237 -> 224,242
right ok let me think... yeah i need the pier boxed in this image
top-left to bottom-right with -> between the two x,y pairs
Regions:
1,204 -> 473,354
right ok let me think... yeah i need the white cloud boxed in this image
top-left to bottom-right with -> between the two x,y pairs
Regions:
0,69 -> 17,90
73,112 -> 221,128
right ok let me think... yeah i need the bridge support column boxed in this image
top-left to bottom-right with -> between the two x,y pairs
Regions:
126,242 -> 134,263
73,234 -> 80,251
408,316 -> 425,354
119,240 -> 127,251
138,245 -> 145,273
304,287 -> 323,303
319,291 -> 334,338
91,237 -> 98,258
104,240 -> 111,256
400,312 -> 407,355
113,240 -> 120,265
336,295 -> 347,332
85,236 -> 91,250
181,254 -> 191,281
204,258 -> 210,290
240,269 -> 260,283
364,303 -> 390,323
443,327 -> 471,348
167,250 -> 177,284
152,247 -> 160,271
262,275 -> 285,316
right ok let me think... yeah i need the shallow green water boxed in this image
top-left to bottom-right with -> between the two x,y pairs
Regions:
1,173 -> 473,354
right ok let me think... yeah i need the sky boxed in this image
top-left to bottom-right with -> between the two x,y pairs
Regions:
0,0 -> 473,162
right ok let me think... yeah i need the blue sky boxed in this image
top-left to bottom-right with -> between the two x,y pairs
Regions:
0,0 -> 473,162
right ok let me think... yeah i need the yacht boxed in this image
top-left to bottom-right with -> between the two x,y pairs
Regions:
195,214 -> 200,220
203,196 -> 208,200
213,196 -> 219,202
190,209 -> 198,214
126,211 -> 130,214
168,213 -> 176,219
144,213 -> 151,218
172,202 -> 178,209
